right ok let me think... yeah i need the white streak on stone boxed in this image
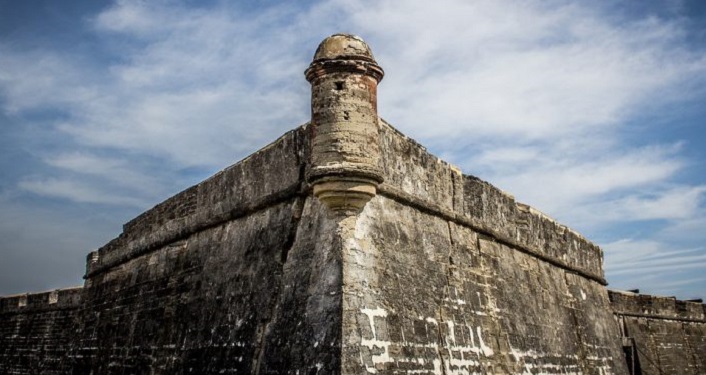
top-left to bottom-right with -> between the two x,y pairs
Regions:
447,320 -> 456,345
476,327 -> 494,357
360,307 -> 391,374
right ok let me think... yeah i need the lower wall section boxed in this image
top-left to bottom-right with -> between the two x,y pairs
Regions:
4,193 -> 705,375
0,196 -> 341,375
69,196 -> 340,374
0,288 -> 83,375
342,195 -> 628,374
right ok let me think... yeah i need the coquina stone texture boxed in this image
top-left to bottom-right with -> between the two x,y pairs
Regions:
1,34 -> 703,374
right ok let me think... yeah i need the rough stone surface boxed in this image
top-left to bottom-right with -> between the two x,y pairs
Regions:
312,34 -> 377,62
377,120 -> 605,284
341,195 -> 627,374
87,126 -> 308,278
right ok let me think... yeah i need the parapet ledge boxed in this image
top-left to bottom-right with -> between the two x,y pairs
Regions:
0,286 -> 83,315
378,119 -> 465,176
458,173 -> 604,283
85,125 -> 309,278
376,120 -> 605,284
608,289 -> 706,322
515,203 -> 590,243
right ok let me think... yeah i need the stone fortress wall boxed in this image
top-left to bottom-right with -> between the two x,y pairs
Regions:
0,288 -> 82,374
2,125 -> 349,374
1,34 -> 703,374
339,120 -> 625,373
609,290 -> 706,375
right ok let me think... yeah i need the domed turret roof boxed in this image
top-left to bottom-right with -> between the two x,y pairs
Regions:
313,33 -> 376,62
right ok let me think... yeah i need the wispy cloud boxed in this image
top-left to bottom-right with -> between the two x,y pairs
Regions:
351,0 -> 706,140
2,1 -> 315,168
586,186 -> 706,222
18,177 -> 147,207
604,238 -> 706,297
473,143 -> 687,212
0,48 -> 94,114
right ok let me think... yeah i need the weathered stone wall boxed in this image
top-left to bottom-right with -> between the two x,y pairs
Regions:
72,197 -> 342,374
86,127 -> 308,278
4,117 -> 704,374
377,121 -> 605,284
338,122 -> 627,374
0,125 -> 342,374
0,287 -> 82,374
609,290 -> 706,375
68,126 -> 346,374
341,197 -> 626,374
0,121 -> 631,375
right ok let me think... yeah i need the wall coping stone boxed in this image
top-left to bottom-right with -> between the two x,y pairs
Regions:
0,286 -> 83,315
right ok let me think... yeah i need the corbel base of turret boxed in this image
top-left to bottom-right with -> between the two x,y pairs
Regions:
312,177 -> 378,212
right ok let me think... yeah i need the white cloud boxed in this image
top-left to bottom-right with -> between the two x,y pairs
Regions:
660,215 -> 706,242
47,153 -> 127,175
603,238 -> 706,297
349,0 -> 706,141
588,186 -> 706,222
0,48 -> 96,114
3,0 -> 703,168
18,177 -> 148,207
470,143 -> 686,219
604,239 -> 705,270
3,1 -> 315,168
44,152 -> 167,196
93,0 -> 165,36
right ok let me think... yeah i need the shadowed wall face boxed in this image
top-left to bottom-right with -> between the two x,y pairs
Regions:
0,127 -> 343,374
0,288 -> 82,375
66,127 -> 344,374
72,197 -> 343,374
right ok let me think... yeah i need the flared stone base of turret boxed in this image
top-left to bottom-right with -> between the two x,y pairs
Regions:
312,177 -> 377,212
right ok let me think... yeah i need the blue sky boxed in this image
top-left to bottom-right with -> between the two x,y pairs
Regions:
1,0 -> 705,299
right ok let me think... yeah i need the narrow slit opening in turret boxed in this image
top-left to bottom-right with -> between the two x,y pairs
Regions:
335,81 -> 345,90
